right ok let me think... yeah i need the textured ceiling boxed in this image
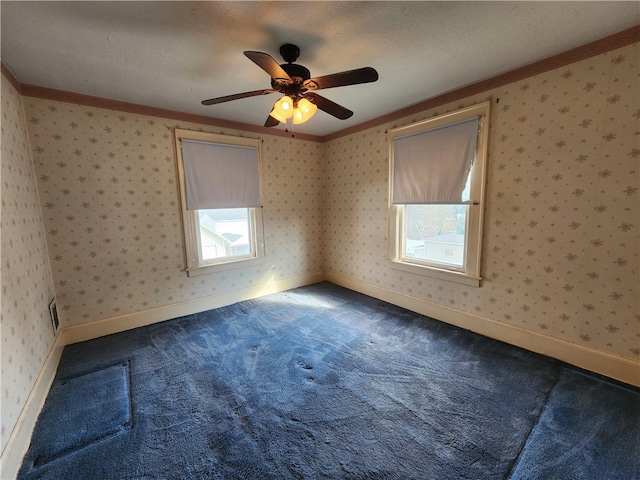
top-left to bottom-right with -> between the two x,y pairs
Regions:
1,1 -> 638,137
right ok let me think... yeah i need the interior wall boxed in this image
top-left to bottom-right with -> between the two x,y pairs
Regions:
2,37 -> 637,464
20,100 -> 324,329
324,43 -> 639,362
1,75 -> 56,454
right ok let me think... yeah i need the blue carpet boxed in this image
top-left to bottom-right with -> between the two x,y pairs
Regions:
27,362 -> 132,467
509,369 -> 640,480
16,283 -> 638,479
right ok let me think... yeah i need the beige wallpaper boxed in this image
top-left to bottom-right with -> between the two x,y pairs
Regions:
324,44 -> 639,361
1,75 -> 56,453
2,40 -> 638,460
22,103 -> 324,328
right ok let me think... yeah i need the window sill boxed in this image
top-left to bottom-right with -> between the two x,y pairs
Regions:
186,255 -> 267,277
387,259 -> 482,287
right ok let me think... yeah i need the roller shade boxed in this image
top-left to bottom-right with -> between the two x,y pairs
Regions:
392,117 -> 479,204
181,139 -> 260,210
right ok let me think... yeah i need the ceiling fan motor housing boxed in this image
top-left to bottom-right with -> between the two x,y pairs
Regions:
272,63 -> 311,89
271,43 -> 311,90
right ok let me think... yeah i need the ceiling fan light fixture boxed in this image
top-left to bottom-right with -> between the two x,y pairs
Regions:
274,95 -> 294,119
269,108 -> 288,123
293,97 -> 317,124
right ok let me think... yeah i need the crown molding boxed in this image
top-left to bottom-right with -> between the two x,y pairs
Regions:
321,25 -> 640,142
16,84 -> 323,143
1,62 -> 21,93
3,26 -> 638,144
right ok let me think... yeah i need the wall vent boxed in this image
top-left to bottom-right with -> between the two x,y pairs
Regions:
49,299 -> 59,333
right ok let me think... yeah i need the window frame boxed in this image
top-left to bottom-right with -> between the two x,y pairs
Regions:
387,102 -> 490,287
174,129 -> 265,277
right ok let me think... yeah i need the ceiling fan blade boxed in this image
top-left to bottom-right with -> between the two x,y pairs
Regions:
244,51 -> 293,86
201,89 -> 277,106
264,114 -> 280,127
303,67 -> 378,91
304,93 -> 353,120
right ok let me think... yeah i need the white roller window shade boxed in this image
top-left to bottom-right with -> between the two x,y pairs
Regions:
392,116 -> 479,204
181,139 -> 260,210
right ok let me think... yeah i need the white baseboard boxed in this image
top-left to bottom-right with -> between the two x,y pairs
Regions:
1,330 -> 66,480
325,271 -> 640,387
0,272 -> 324,479
64,271 -> 325,345
3,270 -> 636,480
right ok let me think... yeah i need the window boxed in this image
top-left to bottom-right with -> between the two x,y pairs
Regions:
174,129 -> 265,276
388,102 -> 490,286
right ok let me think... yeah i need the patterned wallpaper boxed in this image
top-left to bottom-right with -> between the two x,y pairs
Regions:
2,40 -> 638,459
22,102 -> 324,328
1,75 -> 56,453
324,44 -> 639,361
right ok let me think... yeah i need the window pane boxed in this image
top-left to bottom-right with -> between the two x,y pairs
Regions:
403,205 -> 467,267
197,208 -> 252,260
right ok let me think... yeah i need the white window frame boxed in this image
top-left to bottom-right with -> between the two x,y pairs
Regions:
174,129 -> 265,277
387,102 -> 490,287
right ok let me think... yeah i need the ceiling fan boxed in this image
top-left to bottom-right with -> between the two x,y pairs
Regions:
201,43 -> 379,127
